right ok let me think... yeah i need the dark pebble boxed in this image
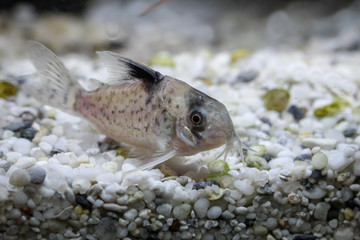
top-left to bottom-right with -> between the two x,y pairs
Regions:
343,128 -> 357,138
5,121 -> 32,132
262,153 -> 272,162
148,232 -> 159,240
293,234 -> 316,240
24,186 -> 37,196
346,199 -> 359,209
19,111 -> 36,122
305,182 -> 313,191
0,151 -> 3,158
192,180 -> 220,190
257,183 -> 273,195
26,167 -> 46,185
244,218 -> 254,227
294,154 -> 312,161
287,105 -> 305,120
310,170 -> 323,180
235,70 -> 258,83
50,148 -> 63,156
260,117 -> 272,126
330,198 -> 345,209
75,193 -> 92,210
327,209 -> 339,221
243,148 -> 248,156
154,197 -> 165,205
187,219 -> 198,227
20,128 -> 38,141
170,219 -> 180,232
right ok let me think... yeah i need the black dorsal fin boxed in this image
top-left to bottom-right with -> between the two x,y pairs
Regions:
96,51 -> 164,85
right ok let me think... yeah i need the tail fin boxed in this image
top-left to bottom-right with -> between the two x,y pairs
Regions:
26,41 -> 82,112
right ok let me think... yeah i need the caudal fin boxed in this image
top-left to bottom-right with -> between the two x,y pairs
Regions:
26,41 -> 82,112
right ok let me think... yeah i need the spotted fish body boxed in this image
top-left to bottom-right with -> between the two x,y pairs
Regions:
27,41 -> 241,171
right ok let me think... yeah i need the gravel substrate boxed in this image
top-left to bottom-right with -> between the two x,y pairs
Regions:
1,43 -> 360,240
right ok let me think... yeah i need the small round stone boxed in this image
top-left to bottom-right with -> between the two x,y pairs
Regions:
328,219 -> 338,229
207,206 -> 222,219
75,194 -> 92,210
311,152 -> 328,170
20,128 -> 38,141
313,202 -> 330,220
6,208 -> 22,219
333,227 -> 354,240
234,179 -> 254,196
26,166 -> 46,184
253,224 -> 268,236
194,198 -> 210,218
173,204 -> 191,220
343,128 -> 357,138
10,169 -> 31,187
343,208 -> 354,220
13,138 -> 32,155
123,208 -> 138,221
156,204 -> 172,217
265,217 -> 278,230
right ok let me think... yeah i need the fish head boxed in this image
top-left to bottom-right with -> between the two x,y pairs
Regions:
175,87 -> 237,154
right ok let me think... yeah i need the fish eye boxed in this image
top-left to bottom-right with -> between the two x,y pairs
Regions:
190,110 -> 206,126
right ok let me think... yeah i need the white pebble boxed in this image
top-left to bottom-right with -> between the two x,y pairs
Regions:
301,138 -> 337,150
40,135 -> 58,146
9,169 -> 30,187
124,208 -> 138,221
30,147 -> 46,159
207,206 -> 222,219
12,138 -> 32,155
234,179 -> 254,196
39,142 -> 52,155
14,157 -> 36,169
72,178 -> 91,194
143,190 -> 156,203
194,198 -> 210,218
325,150 -> 354,171
268,157 -> 293,169
93,199 -> 104,208
52,126 -> 64,136
6,152 -> 22,163
96,173 -> 116,183
3,130 -> 14,139
156,204 -> 172,217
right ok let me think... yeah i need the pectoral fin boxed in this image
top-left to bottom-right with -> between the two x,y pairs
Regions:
128,149 -> 178,172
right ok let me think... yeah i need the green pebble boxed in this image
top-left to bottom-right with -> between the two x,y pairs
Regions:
0,82 -> 18,99
245,156 -> 269,170
262,89 -> 290,112
314,96 -> 349,118
344,208 -> 354,220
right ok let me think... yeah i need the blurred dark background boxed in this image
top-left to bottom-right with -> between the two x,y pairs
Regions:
0,0 -> 356,15
0,0 -> 359,59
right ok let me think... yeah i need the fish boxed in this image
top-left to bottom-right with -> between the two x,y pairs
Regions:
26,41 -> 243,171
